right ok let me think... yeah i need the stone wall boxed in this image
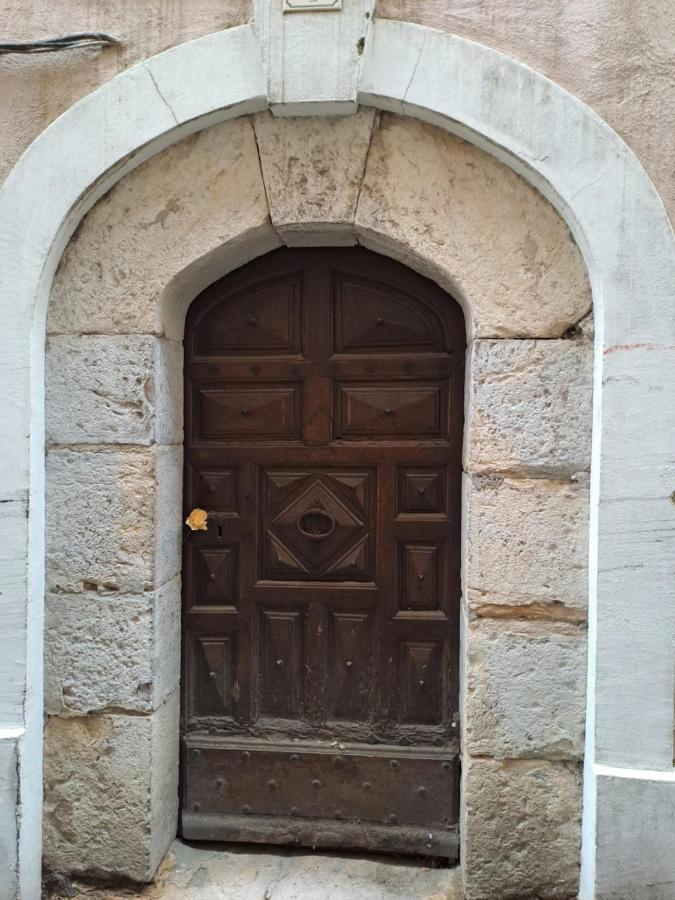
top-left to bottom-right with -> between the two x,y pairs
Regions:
45,112 -> 592,898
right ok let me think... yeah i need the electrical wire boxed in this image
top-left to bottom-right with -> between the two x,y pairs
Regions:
0,33 -> 120,55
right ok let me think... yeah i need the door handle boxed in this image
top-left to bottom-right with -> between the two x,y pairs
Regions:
297,506 -> 335,540
185,508 -> 208,531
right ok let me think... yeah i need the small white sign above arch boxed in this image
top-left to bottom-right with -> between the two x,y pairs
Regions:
283,0 -> 342,11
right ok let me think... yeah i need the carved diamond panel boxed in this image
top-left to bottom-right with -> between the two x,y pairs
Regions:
190,467 -> 238,512
186,545 -> 238,609
398,467 -> 445,514
261,469 -> 374,581
335,383 -> 445,439
189,635 -> 235,717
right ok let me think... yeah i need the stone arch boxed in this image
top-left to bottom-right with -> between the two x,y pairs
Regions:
44,111 -> 592,898
0,14 -> 672,900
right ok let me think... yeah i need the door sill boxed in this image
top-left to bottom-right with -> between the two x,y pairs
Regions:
182,812 -> 459,860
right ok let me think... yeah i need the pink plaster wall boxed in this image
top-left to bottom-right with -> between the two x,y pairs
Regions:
378,0 -> 675,225
0,1 -> 252,186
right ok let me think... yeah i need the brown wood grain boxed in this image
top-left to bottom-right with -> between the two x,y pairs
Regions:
181,246 -> 465,857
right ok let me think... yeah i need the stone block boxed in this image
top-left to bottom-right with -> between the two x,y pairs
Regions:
43,692 -> 179,883
355,114 -> 591,338
153,576 -> 182,712
462,756 -> 582,899
155,339 -> 183,445
468,339 -> 593,476
253,110 -> 375,235
465,618 -> 586,759
466,474 -> 589,618
150,688 -> 181,870
44,576 -> 180,717
46,445 -> 182,595
254,0 -> 375,112
47,118 -> 271,336
155,445 -> 183,588
46,335 -> 182,446
45,593 -> 153,716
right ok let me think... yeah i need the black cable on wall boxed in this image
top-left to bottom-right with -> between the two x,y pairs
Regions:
0,33 -> 120,54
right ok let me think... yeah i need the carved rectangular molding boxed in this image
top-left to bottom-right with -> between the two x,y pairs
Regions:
283,0 -> 342,10
255,0 -> 374,114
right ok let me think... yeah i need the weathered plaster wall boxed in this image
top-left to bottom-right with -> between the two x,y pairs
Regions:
1,1 -> 673,231
377,0 -> 675,227
45,112 -> 592,899
0,1 -> 252,187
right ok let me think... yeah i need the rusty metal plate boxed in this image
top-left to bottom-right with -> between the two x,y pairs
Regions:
182,737 -> 459,858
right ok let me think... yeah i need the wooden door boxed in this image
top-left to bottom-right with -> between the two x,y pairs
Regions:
181,247 -> 465,858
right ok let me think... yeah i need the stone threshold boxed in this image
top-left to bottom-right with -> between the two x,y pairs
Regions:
44,839 -> 462,899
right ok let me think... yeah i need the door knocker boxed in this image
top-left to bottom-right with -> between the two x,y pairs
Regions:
297,503 -> 335,540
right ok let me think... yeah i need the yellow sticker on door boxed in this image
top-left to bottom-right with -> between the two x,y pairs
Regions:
185,508 -> 208,531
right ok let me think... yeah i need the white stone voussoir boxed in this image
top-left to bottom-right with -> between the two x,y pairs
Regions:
254,0 -> 375,115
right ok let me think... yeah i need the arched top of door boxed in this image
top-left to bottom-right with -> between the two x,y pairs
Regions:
186,247 -> 466,361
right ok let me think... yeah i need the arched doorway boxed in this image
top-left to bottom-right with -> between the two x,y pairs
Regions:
181,246 -> 465,857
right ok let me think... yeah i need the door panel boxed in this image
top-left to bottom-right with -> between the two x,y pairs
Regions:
187,545 -> 238,609
326,611 -> 373,721
258,610 -> 304,719
334,275 -> 442,352
194,384 -> 302,441
261,468 -> 374,581
181,247 -> 465,859
335,383 -> 446,438
399,543 -> 443,612
398,467 -> 446,515
191,468 -> 238,513
397,640 -> 445,725
193,272 -> 302,355
182,739 -> 460,856
189,635 -> 235,717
